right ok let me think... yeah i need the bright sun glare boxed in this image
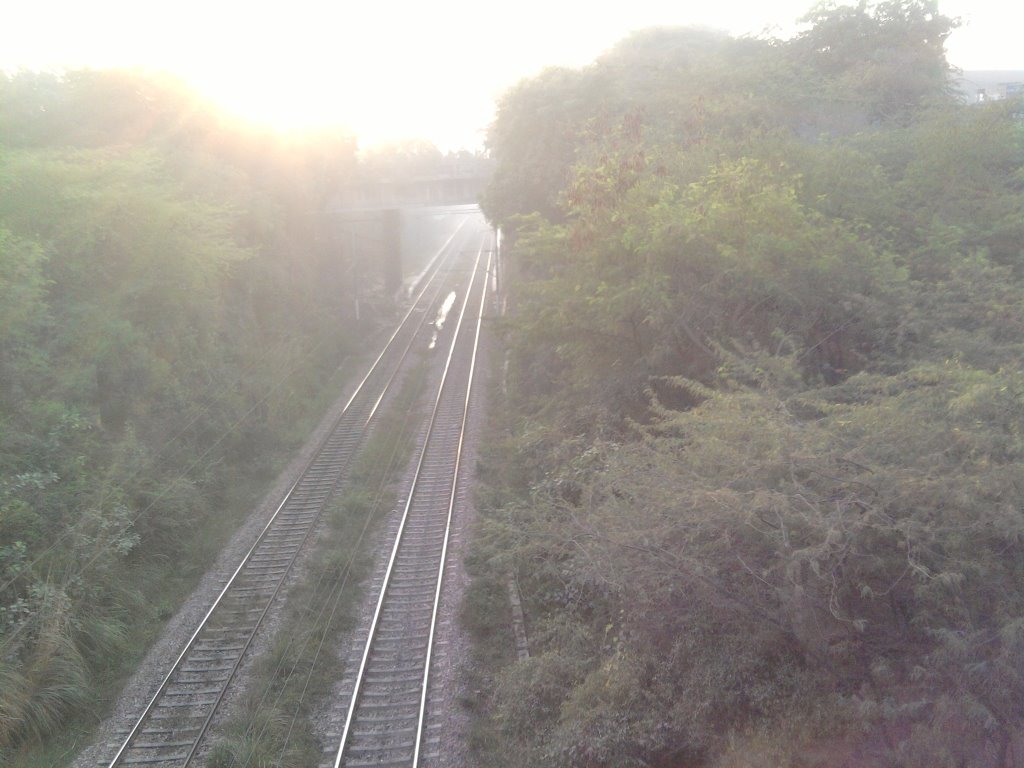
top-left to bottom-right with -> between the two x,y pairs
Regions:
2,0 -> 1021,149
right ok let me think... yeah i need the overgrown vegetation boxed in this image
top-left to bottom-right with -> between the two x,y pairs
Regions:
206,364 -> 425,767
472,2 -> 1024,766
0,70 -> 362,762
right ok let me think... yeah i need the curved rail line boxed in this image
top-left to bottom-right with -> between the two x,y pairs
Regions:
106,215 -> 478,768
333,232 -> 494,768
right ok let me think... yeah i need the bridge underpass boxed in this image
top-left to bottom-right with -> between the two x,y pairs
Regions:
327,163 -> 492,318
328,170 -> 491,320
335,171 -> 491,210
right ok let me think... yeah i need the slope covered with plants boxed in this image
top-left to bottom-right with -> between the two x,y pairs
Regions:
472,2 -> 1024,765
0,71 -> 359,760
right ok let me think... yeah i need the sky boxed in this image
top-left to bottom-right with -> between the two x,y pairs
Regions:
2,1 -> 1021,151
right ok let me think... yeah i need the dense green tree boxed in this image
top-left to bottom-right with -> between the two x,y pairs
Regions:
794,0 -> 957,123
0,70 -> 361,754
473,2 -> 1024,765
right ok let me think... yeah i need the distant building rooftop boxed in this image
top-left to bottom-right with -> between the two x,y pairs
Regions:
955,71 -> 1024,103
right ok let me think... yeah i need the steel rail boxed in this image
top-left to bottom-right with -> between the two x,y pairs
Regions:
412,245 -> 493,766
333,232 -> 492,768
106,214 -> 473,768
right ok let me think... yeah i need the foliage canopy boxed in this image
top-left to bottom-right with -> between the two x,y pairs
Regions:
475,2 -> 1024,765
0,70 -> 360,755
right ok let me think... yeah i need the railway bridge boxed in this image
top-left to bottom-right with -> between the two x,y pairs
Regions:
327,162 -> 493,310
334,167 -> 491,210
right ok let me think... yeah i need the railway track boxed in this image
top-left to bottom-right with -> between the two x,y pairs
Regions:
104,214 -> 483,768
331,232 -> 494,768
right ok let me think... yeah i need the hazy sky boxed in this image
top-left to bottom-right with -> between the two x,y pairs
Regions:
2,1 -> 1021,150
